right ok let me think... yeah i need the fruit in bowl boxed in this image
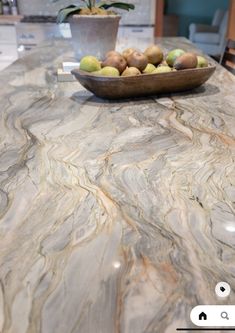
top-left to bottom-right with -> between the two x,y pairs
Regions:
100,66 -> 120,77
174,53 -> 198,70
166,49 -> 185,67
126,51 -> 148,72
197,55 -> 209,68
153,66 -> 172,74
102,54 -> 127,74
122,67 -> 141,76
77,45 -> 209,77
105,50 -> 122,58
72,45 -> 215,99
144,45 -> 163,65
122,48 -> 136,60
143,63 -> 156,74
80,55 -> 101,72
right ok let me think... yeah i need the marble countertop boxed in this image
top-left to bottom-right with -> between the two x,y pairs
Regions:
0,37 -> 235,333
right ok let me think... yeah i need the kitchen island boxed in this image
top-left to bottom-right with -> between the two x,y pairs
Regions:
0,37 -> 235,333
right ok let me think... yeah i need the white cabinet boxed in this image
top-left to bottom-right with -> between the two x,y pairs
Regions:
118,0 -> 156,25
117,26 -> 154,51
16,23 -> 61,45
0,25 -> 17,43
118,26 -> 154,39
0,24 -> 18,71
0,44 -> 18,61
16,23 -> 70,58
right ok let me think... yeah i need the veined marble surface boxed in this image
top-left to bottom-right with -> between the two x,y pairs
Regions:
0,37 -> 235,333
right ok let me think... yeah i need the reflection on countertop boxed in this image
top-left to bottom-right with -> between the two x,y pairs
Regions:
0,14 -> 23,25
21,15 -> 57,23
0,37 -> 235,333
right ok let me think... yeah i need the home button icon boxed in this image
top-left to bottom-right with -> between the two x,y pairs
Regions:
199,312 -> 207,321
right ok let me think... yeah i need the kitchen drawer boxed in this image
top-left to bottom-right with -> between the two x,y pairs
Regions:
0,25 -> 17,44
16,23 -> 62,45
117,27 -> 154,51
0,44 -> 18,62
118,27 -> 154,39
118,0 -> 155,25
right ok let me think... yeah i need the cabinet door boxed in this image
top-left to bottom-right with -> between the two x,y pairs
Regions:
119,0 -> 156,25
117,27 -> 154,51
16,23 -> 62,44
0,44 -> 18,61
0,25 -> 17,44
119,27 -> 154,39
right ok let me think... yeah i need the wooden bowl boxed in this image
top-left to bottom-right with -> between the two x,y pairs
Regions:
71,65 -> 216,100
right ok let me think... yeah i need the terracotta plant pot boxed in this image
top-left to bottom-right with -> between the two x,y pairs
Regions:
69,15 -> 121,61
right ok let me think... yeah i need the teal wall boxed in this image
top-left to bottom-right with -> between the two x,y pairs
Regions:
165,0 -> 229,37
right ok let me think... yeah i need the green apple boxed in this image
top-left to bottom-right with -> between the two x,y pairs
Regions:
80,56 -> 101,72
100,66 -> 120,77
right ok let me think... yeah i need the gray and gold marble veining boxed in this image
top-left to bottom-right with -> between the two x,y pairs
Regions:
0,37 -> 235,333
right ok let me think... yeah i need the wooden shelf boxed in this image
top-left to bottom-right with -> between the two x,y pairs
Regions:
0,15 -> 23,24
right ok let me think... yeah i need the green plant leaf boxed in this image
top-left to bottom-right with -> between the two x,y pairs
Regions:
57,5 -> 82,23
99,2 -> 135,11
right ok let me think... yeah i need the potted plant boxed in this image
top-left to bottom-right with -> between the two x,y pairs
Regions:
56,0 -> 135,60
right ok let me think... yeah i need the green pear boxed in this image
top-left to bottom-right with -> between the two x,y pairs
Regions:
100,66 -> 120,77
121,67 -> 141,76
152,66 -> 172,74
92,70 -> 102,76
197,55 -> 208,68
166,49 -> 185,67
143,63 -> 156,74
80,55 -> 101,72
